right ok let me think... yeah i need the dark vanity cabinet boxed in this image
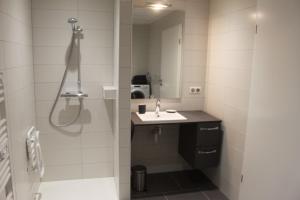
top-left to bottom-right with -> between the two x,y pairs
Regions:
131,111 -> 222,198
179,122 -> 222,169
131,111 -> 222,170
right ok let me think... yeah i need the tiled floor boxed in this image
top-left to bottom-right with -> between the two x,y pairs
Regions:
132,170 -> 217,199
137,190 -> 228,200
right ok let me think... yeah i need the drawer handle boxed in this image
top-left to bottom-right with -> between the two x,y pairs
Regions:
200,127 -> 219,131
198,150 -> 217,154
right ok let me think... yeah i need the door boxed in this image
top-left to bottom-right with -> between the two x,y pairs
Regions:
160,24 -> 182,98
239,0 -> 300,199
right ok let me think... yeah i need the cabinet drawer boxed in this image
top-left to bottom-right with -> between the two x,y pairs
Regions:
198,122 -> 220,133
197,123 -> 221,147
194,146 -> 219,169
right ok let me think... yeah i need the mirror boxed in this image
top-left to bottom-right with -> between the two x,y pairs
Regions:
131,0 -> 185,99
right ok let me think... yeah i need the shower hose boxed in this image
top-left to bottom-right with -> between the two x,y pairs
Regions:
49,33 -> 83,127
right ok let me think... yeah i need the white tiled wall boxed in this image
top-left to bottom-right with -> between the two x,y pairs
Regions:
115,0 -> 132,199
0,0 -> 39,200
32,0 -> 115,181
204,0 -> 257,199
113,0 -> 120,197
131,0 -> 209,174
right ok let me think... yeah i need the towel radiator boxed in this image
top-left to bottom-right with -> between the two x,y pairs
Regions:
0,73 -> 14,200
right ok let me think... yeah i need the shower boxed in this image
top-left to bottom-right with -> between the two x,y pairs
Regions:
68,17 -> 83,33
49,18 -> 88,127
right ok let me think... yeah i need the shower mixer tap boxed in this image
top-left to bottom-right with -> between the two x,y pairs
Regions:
60,92 -> 88,98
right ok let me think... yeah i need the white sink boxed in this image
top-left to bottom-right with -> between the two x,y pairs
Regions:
136,111 -> 187,122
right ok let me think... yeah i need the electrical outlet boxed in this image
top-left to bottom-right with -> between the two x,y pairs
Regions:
189,86 -> 201,95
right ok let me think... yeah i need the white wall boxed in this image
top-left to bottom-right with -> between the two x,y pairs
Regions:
32,0 -> 115,181
204,0 -> 257,199
113,0 -> 120,197
115,0 -> 132,199
0,0 -> 39,199
130,0 -> 209,174
240,0 -> 300,199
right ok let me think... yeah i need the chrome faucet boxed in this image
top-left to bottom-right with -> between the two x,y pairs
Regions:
155,98 -> 160,117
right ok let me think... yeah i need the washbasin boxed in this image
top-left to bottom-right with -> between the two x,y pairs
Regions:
136,111 -> 187,122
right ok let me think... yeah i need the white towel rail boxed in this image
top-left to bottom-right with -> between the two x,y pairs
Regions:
0,72 -> 14,200
0,135 -> 8,148
0,119 -> 6,128
0,167 -> 11,192
0,160 -> 9,178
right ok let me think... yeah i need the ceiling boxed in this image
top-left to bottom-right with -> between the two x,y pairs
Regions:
133,0 -> 185,24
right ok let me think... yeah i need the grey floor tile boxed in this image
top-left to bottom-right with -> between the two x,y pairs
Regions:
166,192 -> 208,200
169,170 -> 216,191
132,170 -> 216,199
137,196 -> 166,200
203,190 -> 229,200
132,172 -> 180,198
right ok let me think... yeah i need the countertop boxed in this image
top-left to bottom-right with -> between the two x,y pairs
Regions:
131,111 -> 221,126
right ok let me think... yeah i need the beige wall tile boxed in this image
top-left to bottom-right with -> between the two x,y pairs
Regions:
82,147 -> 113,163
32,10 -> 77,28
0,2 -> 38,199
78,11 -> 114,30
32,0 -> 115,181
78,0 -> 114,12
204,0 -> 257,199
43,165 -> 82,181
32,0 -> 77,10
82,163 -> 114,178
116,0 -> 132,198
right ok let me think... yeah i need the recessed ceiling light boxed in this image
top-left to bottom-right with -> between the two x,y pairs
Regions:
146,2 -> 172,10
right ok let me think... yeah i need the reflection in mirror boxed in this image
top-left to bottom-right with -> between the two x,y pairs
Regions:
132,0 -> 185,99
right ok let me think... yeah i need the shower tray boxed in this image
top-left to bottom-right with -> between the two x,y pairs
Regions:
38,178 -> 117,200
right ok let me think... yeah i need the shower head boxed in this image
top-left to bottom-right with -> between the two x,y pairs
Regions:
68,18 -> 78,24
67,18 -> 83,33
68,18 -> 79,31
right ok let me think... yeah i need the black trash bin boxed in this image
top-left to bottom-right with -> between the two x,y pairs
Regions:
131,165 -> 147,192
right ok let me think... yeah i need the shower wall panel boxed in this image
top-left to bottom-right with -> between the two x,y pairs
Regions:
0,0 -> 39,199
32,0 -> 115,181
